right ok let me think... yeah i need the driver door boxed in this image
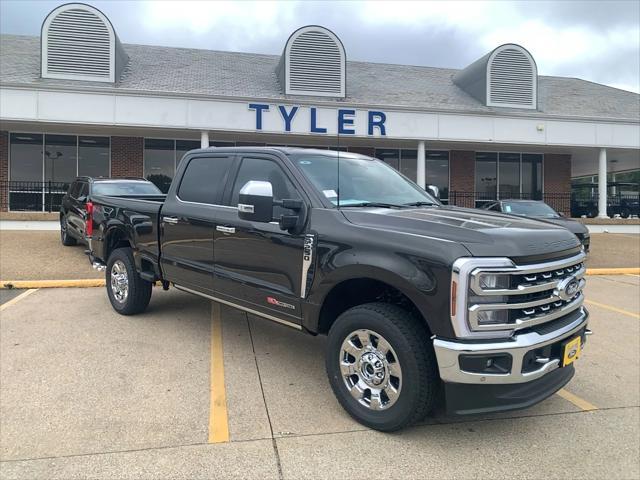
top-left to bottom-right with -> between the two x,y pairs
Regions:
213,154 -> 306,323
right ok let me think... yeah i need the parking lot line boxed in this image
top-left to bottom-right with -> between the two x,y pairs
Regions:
585,268 -> 640,276
585,299 -> 640,319
556,388 -> 598,411
208,302 -> 230,444
0,288 -> 38,311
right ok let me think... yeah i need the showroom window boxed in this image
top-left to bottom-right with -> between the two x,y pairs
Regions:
144,139 -> 202,192
374,148 -> 449,202
8,133 -> 110,211
475,152 -> 543,207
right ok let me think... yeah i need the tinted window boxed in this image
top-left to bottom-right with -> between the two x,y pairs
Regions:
230,157 -> 300,216
92,182 -> 162,196
10,133 -> 43,182
45,134 -> 77,183
78,136 -> 110,177
78,182 -> 89,198
178,156 -> 233,204
144,139 -> 175,193
503,201 -> 559,218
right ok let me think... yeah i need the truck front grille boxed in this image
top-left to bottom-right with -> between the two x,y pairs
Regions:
451,251 -> 587,338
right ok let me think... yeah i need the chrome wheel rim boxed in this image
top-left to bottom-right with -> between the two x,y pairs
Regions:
339,329 -> 402,410
60,219 -> 67,239
110,260 -> 129,303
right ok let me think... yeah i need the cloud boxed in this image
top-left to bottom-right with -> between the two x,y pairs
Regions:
1,0 -> 638,92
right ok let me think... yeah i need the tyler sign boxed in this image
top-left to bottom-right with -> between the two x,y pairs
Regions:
248,103 -> 387,136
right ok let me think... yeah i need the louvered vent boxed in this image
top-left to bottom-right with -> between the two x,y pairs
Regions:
487,46 -> 537,109
42,4 -> 118,83
280,26 -> 346,98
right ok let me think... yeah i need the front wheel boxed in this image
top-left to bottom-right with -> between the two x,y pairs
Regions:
106,247 -> 152,315
326,302 -> 439,432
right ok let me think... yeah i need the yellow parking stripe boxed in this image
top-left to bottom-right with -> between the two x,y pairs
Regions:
0,289 -> 38,311
1,279 -> 105,289
586,268 -> 640,276
585,299 -> 640,319
557,389 -> 598,411
208,302 -> 229,443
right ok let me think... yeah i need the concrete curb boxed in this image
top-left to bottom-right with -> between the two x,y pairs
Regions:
585,268 -> 640,276
0,279 -> 105,289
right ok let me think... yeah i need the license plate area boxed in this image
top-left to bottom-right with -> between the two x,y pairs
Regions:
562,336 -> 581,367
521,328 -> 586,374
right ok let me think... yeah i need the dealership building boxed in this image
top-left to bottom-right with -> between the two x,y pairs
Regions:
1,3 -> 639,215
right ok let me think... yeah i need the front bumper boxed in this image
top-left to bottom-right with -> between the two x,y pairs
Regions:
433,307 -> 590,414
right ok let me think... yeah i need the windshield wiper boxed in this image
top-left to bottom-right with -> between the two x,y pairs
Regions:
340,202 -> 408,209
403,201 -> 436,207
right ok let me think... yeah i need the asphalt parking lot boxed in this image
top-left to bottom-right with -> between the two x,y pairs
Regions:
0,274 -> 638,479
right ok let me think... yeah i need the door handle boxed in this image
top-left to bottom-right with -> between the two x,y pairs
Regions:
216,226 -> 236,234
163,216 -> 179,224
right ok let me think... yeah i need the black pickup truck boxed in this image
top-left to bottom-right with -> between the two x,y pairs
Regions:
87,147 -> 591,431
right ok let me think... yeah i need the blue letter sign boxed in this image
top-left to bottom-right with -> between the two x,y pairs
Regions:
338,109 -> 356,135
368,111 -> 387,136
310,107 -> 327,133
278,105 -> 299,132
249,103 -> 269,130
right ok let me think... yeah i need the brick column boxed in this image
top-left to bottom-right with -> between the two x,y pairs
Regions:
111,136 -> 144,178
449,150 -> 475,208
0,131 -> 8,212
544,153 -> 572,215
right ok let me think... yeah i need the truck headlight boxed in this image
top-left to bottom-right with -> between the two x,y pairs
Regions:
476,309 -> 509,325
477,273 -> 510,290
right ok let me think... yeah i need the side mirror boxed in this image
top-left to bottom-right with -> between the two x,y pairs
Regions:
427,185 -> 439,199
238,181 -> 274,223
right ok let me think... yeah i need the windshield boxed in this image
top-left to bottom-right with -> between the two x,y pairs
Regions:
289,153 -> 437,207
502,201 -> 559,218
92,182 -> 162,196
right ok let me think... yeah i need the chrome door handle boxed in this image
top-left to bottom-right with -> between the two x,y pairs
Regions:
163,216 -> 179,224
216,226 -> 236,234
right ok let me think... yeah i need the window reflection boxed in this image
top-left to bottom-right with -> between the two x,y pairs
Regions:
79,136 -> 110,177
144,139 -> 175,193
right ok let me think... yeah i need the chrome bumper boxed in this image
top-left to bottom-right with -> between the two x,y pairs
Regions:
433,308 -> 589,385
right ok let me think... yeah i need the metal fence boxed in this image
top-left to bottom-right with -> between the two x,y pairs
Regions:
1,181 -> 71,212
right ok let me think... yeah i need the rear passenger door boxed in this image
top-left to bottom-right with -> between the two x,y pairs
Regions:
160,154 -> 234,295
213,154 -> 306,324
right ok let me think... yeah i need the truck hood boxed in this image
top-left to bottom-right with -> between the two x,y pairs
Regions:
341,206 -> 582,258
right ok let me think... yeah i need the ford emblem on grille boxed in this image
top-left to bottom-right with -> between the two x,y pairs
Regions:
555,275 -> 580,301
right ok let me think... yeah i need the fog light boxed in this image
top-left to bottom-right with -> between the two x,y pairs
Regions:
476,309 -> 509,325
459,354 -> 512,374
478,273 -> 510,290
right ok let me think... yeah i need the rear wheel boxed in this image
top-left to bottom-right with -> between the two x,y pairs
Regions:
326,302 -> 439,432
106,247 -> 152,315
60,217 -> 77,246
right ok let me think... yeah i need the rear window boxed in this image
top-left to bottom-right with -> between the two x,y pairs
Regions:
178,156 -> 233,204
92,182 -> 162,196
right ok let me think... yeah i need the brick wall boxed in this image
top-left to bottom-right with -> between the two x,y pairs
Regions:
544,153 -> 572,213
0,131 -> 8,212
111,136 -> 144,178
449,150 -> 475,207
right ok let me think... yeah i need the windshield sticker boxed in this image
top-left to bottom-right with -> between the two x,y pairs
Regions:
323,189 -> 338,199
505,205 -> 512,213
299,160 -> 312,165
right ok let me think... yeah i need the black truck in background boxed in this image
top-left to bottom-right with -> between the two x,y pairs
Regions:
86,147 -> 591,431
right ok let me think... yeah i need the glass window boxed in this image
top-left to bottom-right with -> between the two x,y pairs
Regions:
176,140 -> 201,169
230,157 -> 300,217
211,141 -> 235,147
92,181 -> 162,196
178,156 -> 233,204
502,201 -> 559,218
144,139 -> 175,193
10,133 -> 43,182
78,136 -> 110,178
522,154 -> 543,199
375,149 -> 400,170
290,153 -> 438,208
78,182 -> 89,198
475,152 -> 498,202
400,149 -> 417,182
498,153 -> 521,199
44,135 -> 77,183
426,151 -> 449,201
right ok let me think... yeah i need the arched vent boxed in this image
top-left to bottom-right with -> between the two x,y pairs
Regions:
277,26 -> 346,98
41,3 -> 127,83
487,45 -> 537,109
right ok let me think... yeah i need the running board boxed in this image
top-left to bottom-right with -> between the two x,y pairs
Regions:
173,284 -> 302,330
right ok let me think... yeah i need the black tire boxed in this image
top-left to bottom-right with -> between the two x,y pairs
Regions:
106,247 -> 152,315
326,302 -> 439,432
620,208 -> 630,219
60,217 -> 77,246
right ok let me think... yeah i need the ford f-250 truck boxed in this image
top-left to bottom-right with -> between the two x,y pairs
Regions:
86,147 -> 590,431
